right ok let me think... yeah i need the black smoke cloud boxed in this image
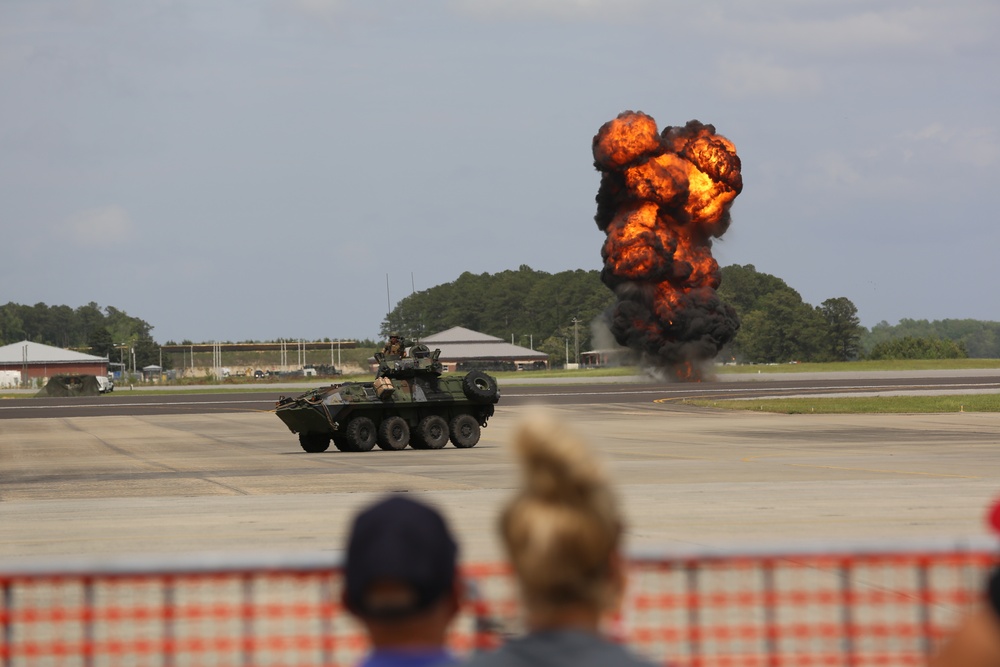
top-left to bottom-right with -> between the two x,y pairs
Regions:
592,113 -> 742,379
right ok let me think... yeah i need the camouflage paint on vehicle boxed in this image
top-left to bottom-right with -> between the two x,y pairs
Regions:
274,345 -> 500,452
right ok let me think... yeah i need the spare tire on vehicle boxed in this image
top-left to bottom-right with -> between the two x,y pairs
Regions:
462,371 -> 499,403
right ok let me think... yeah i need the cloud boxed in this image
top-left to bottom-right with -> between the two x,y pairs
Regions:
279,0 -> 347,20
64,205 -> 134,247
805,151 -> 862,189
701,3 -> 996,57
448,0 -> 650,21
904,123 -> 999,168
715,55 -> 822,97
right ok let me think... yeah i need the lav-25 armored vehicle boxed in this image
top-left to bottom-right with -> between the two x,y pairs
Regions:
274,345 -> 500,453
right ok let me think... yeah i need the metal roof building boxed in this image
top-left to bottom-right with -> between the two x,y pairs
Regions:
418,326 -> 549,371
0,340 -> 108,387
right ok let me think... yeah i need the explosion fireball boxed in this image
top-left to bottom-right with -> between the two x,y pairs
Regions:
593,111 -> 743,380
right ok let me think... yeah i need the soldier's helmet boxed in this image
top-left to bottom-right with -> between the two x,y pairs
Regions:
389,332 -> 401,339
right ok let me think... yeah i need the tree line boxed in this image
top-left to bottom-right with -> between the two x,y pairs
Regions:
383,264 -> 1000,364
0,301 -> 166,369
6,265 -> 999,368
381,265 -> 614,364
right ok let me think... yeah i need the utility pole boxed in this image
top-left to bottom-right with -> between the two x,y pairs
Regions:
572,317 -> 580,365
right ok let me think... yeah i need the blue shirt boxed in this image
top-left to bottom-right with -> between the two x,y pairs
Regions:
359,648 -> 458,667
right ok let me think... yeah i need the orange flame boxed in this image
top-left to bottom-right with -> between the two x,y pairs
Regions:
593,111 -> 742,380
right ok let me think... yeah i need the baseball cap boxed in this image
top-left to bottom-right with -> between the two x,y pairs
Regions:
344,495 -> 458,618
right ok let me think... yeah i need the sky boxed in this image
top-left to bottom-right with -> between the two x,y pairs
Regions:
2,0 -> 998,344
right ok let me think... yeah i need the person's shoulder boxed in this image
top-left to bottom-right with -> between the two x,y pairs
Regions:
573,637 -> 657,667
463,646 -> 516,667
463,632 -> 656,667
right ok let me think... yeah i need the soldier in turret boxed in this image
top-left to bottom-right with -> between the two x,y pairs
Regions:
382,332 -> 407,359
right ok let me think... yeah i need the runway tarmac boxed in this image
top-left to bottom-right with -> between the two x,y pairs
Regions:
2,399 -> 1000,566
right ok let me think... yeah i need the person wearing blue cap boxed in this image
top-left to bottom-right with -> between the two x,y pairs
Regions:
343,495 -> 462,667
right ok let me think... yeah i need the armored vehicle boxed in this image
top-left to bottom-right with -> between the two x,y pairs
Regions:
274,345 -> 500,453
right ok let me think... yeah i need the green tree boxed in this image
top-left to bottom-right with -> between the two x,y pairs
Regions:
861,318 -> 1000,358
0,303 -> 25,345
88,328 -> 115,359
868,336 -> 968,360
819,297 -> 863,361
381,266 -> 613,353
717,264 -> 792,317
75,302 -> 106,343
48,305 -> 74,347
737,289 -> 826,363
536,335 -> 565,368
134,335 -> 170,370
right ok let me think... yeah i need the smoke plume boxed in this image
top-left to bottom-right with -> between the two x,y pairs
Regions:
592,111 -> 743,380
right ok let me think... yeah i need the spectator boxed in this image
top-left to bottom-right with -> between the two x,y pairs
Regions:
466,410 -> 658,667
344,495 -> 462,667
928,567 -> 1000,666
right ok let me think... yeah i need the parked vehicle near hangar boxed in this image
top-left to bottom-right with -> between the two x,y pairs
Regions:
274,345 -> 500,453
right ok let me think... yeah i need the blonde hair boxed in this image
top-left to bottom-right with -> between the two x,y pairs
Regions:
500,410 -> 623,614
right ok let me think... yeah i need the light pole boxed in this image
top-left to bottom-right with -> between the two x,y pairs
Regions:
571,317 -> 580,365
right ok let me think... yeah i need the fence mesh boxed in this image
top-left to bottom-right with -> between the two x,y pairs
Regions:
1,545 -> 994,667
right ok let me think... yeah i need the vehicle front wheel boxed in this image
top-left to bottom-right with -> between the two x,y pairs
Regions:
298,432 -> 331,453
449,414 -> 480,448
377,416 -> 410,451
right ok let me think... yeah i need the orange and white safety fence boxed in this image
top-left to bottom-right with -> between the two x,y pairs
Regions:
1,538 -> 996,667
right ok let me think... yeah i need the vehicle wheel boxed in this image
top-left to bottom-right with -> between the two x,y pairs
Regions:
462,371 -> 499,403
410,429 -> 430,450
332,433 -> 352,452
449,414 -> 480,448
344,416 -> 377,452
377,416 -> 410,451
414,415 -> 449,449
298,432 -> 331,453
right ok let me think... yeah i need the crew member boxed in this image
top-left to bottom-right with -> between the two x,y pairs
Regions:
382,332 -> 407,358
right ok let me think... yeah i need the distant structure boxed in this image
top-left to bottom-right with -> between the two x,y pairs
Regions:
378,326 -> 548,372
579,348 -> 631,368
0,341 -> 108,388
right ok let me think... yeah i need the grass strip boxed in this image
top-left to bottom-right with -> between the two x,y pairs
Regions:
683,394 -> 1000,414
713,358 -> 1000,373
